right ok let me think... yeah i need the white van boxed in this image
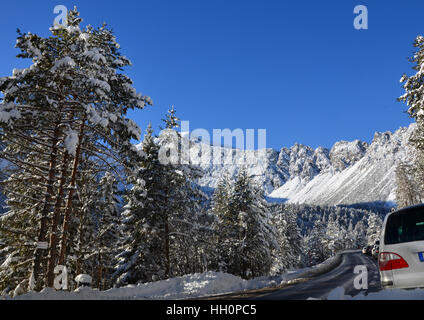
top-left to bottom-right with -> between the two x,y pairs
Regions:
379,204 -> 424,289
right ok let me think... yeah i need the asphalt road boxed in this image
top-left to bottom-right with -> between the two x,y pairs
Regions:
252,251 -> 381,300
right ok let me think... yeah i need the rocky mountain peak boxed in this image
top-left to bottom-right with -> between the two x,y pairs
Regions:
154,124 -> 416,208
329,140 -> 368,172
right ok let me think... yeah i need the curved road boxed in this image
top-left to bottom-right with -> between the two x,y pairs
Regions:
253,251 -> 381,300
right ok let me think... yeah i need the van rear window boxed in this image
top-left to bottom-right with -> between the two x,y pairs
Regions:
385,209 -> 424,245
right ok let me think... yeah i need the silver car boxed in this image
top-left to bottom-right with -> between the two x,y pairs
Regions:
379,204 -> 424,289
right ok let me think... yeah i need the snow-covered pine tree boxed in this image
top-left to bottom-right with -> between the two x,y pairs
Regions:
160,105 -> 180,130
271,203 -> 304,272
306,219 -> 327,266
400,35 -> 424,146
212,169 -> 277,279
111,175 -> 147,286
366,212 -> 383,245
0,184 -> 39,295
211,175 -> 231,218
345,220 -> 357,249
271,211 -> 291,273
157,107 -> 210,277
209,174 -> 231,272
94,172 -> 121,290
211,174 -> 240,274
412,150 -> 424,203
64,156 -> 121,291
114,108 -> 210,285
237,176 -> 278,279
324,214 -> 341,255
165,168 -> 210,276
112,124 -> 164,286
69,158 -> 99,288
0,135 -> 55,293
0,7 -> 151,291
283,206 -> 304,267
395,162 -> 419,208
352,219 -> 367,249
399,35 -> 424,205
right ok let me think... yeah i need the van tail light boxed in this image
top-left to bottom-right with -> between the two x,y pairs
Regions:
379,252 -> 409,271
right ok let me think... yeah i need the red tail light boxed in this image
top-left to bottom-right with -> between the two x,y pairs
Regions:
379,252 -> 409,271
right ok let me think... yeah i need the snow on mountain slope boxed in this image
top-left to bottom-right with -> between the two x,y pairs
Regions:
268,124 -> 416,206
154,124 -> 416,207
153,130 -> 288,194
195,147 -> 288,194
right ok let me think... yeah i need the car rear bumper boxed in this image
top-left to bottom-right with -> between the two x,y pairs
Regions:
380,270 -> 424,289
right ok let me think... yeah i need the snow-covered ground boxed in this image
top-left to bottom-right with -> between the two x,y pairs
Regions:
7,272 -> 282,300
6,252 -> 424,300
6,255 -> 341,300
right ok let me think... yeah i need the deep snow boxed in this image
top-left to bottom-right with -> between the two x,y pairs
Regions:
5,252 -> 424,300
6,255 -> 341,300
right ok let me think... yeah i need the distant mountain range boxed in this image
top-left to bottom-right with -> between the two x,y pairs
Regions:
171,124 -> 416,209
0,125 -> 414,214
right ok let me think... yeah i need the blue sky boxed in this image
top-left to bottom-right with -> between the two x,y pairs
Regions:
0,0 -> 422,150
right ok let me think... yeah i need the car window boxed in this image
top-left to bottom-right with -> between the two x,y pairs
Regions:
385,209 -> 424,245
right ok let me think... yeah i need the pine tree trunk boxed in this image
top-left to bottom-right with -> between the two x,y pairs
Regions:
164,215 -> 170,278
97,245 -> 103,290
75,216 -> 84,277
58,120 -> 86,266
46,151 -> 70,287
32,123 -> 61,291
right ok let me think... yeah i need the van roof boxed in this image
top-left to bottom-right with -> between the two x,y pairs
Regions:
391,204 -> 424,216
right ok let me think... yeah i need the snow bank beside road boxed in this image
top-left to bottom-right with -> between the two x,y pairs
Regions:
9,272 -> 276,300
6,254 -> 343,300
281,253 -> 343,285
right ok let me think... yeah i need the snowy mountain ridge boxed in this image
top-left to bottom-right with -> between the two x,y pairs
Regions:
158,124 -> 416,208
269,124 -> 415,207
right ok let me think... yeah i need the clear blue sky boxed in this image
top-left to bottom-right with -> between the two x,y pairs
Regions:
0,0 -> 422,150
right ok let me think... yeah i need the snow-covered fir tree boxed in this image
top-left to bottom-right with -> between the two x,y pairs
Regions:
271,204 -> 305,272
395,162 -> 420,208
113,120 -> 208,286
0,7 -> 151,292
366,212 -> 383,245
399,35 -> 424,206
400,35 -> 424,147
112,125 -> 166,286
306,219 -> 328,266
160,105 -> 180,130
156,107 -> 210,277
212,169 -> 277,279
95,172 -> 121,289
